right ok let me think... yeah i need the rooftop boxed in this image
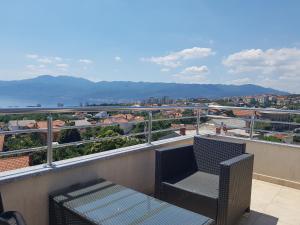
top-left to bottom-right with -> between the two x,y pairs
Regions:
36,120 -> 65,129
0,155 -> 30,172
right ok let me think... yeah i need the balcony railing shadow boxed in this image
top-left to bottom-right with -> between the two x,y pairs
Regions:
238,210 -> 279,225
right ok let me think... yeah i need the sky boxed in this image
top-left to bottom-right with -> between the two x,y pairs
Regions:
0,0 -> 300,93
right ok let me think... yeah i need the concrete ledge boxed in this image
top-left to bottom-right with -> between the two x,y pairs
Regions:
210,135 -> 300,189
253,173 -> 300,190
206,134 -> 300,150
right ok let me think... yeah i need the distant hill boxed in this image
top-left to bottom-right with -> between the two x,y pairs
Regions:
0,75 -> 289,107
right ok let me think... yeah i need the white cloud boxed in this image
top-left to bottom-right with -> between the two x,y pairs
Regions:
26,54 -> 65,64
56,63 -> 69,68
114,56 -> 122,62
79,59 -> 93,64
172,65 -> 209,83
223,48 -> 300,75
26,64 -> 45,69
26,64 -> 37,70
141,47 -> 214,68
177,47 -> 214,59
173,73 -> 207,83
25,64 -> 52,75
229,77 -> 251,85
160,68 -> 170,72
223,48 -> 300,92
181,66 -> 209,75
141,56 -> 181,68
26,54 -> 39,59
37,57 -> 52,64
54,57 -> 62,61
23,54 -> 96,77
55,63 -> 69,72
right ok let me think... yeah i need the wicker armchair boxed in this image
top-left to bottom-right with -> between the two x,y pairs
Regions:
0,193 -> 27,225
155,136 -> 254,225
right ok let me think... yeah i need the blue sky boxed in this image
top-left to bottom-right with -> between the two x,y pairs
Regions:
0,0 -> 300,93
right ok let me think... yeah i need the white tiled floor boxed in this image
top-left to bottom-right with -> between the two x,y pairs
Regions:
238,180 -> 300,225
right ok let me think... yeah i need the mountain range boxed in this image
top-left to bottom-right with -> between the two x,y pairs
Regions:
0,75 -> 288,107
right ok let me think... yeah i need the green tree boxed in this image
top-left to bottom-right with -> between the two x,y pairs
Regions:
30,125 -> 140,165
87,129 -> 142,154
293,116 -> 300,123
259,136 -> 282,143
4,133 -> 44,151
254,121 -> 272,131
179,109 -> 197,124
58,129 -> 82,144
81,125 -> 124,140
0,113 -> 76,123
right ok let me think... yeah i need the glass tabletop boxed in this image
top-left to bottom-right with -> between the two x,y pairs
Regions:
51,179 -> 213,225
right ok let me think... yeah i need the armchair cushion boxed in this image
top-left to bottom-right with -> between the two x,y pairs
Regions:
161,171 -> 219,219
169,171 -> 219,199
155,144 -> 197,198
160,179 -> 218,220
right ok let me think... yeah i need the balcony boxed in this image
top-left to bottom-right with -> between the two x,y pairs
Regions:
0,106 -> 300,225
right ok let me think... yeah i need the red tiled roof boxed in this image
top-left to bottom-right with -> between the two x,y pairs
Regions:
171,124 -> 195,130
233,110 -> 258,117
273,134 -> 288,140
37,120 -> 65,129
109,114 -> 144,122
134,116 -> 145,121
0,155 -> 30,172
103,118 -> 129,124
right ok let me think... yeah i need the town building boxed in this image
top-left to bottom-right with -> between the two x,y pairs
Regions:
8,120 -> 36,131
94,111 -> 109,119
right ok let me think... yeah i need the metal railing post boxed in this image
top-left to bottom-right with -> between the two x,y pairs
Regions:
249,112 -> 255,139
147,111 -> 152,144
196,109 -> 200,135
47,115 -> 53,166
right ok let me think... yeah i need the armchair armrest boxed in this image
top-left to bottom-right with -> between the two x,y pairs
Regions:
155,145 -> 197,198
218,154 -> 254,225
0,211 -> 27,225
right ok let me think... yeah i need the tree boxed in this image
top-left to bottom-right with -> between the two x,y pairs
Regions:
254,121 -> 272,131
259,136 -> 282,143
87,129 -> 142,154
152,120 -> 171,131
89,137 -> 142,154
58,129 -> 81,144
224,110 -> 235,118
0,113 -> 76,123
293,116 -> 300,123
3,133 -> 46,165
4,133 -> 44,151
30,125 -> 140,165
81,125 -> 124,140
179,109 -> 197,124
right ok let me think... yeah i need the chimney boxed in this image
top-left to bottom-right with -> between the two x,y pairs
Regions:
179,127 -> 186,136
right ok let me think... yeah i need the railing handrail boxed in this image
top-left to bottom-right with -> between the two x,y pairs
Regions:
0,105 -> 300,115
